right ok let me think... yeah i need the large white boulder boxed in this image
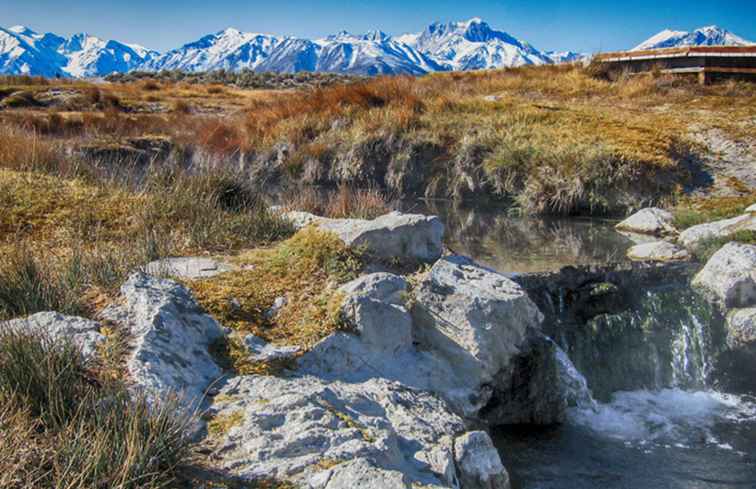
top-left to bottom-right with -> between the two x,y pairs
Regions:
1,312 -> 105,360
411,256 -> 554,423
298,273 -> 466,413
692,243 -> 756,308
627,241 -> 691,262
679,214 -> 756,249
300,267 -> 557,423
103,273 -> 225,407
283,211 -> 445,262
615,208 -> 676,236
207,375 -> 472,488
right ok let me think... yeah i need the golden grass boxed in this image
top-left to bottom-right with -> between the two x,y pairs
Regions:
189,228 -> 361,355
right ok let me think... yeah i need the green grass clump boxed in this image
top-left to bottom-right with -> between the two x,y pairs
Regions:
0,329 -> 192,488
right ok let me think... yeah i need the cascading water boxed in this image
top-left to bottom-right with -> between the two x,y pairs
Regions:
495,282 -> 756,489
406,202 -> 755,488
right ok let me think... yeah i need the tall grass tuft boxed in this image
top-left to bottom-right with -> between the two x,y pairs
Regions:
0,329 -> 192,489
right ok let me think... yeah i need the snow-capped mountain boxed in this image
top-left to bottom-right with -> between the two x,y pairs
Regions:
142,28 -> 280,72
633,25 -> 753,51
400,18 -> 552,70
1,18 -> 563,77
545,51 -> 587,64
0,25 -> 156,77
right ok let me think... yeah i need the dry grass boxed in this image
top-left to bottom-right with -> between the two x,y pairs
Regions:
281,184 -> 397,219
3,66 -> 753,215
189,228 -> 361,359
0,329 -> 192,489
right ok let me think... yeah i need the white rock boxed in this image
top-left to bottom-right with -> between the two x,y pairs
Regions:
299,274 -> 465,413
242,334 -> 300,362
339,273 -> 412,353
144,257 -> 233,279
615,208 -> 676,236
411,256 -> 545,418
301,262 -> 557,423
454,431 -> 511,489
1,312 -> 105,360
678,214 -> 756,249
339,272 -> 408,304
283,211 -> 445,262
265,295 -> 288,319
746,203 -> 756,215
208,375 -> 465,487
627,241 -> 691,262
102,273 -> 225,407
692,243 -> 756,308
726,307 -> 756,352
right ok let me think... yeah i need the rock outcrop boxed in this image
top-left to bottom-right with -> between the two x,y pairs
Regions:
615,208 -> 676,236
627,241 -> 691,262
692,243 -> 756,308
1,312 -> 105,360
678,214 -> 756,249
282,211 -> 445,262
103,273 -> 225,407
411,256 -> 560,424
207,375 -> 470,487
299,259 -> 559,425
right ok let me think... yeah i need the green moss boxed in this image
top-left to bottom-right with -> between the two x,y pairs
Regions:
207,410 -> 245,437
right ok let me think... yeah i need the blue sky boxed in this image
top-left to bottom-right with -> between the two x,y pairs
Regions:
2,1 -> 754,53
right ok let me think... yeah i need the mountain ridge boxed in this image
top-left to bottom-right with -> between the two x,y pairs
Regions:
633,25 -> 753,51
1,20 -> 752,78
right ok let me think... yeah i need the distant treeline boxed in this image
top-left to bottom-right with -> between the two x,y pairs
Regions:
105,69 -> 366,89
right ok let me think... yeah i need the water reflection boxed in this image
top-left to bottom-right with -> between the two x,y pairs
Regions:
406,200 -> 633,273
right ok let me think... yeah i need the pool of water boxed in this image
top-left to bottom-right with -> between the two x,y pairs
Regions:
405,201 -> 634,273
494,389 -> 756,489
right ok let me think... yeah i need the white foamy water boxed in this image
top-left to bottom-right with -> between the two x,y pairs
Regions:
569,388 -> 756,450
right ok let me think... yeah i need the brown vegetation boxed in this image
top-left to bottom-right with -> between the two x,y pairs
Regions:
2,65 -> 753,215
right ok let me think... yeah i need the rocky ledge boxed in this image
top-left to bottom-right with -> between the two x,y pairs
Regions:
0,211 -> 599,488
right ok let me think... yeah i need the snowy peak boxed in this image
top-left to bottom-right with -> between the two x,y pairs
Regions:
633,25 -> 753,50
410,17 -> 551,70
143,27 -> 281,72
0,25 -> 156,77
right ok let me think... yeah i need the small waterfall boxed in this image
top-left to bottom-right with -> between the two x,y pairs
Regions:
553,341 -> 597,411
670,312 -> 712,388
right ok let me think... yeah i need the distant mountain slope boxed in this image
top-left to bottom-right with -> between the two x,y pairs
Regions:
141,28 -> 280,73
633,25 -> 753,51
5,20 -> 751,78
1,18 -> 562,77
0,25 -> 156,77
141,20 -> 517,75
